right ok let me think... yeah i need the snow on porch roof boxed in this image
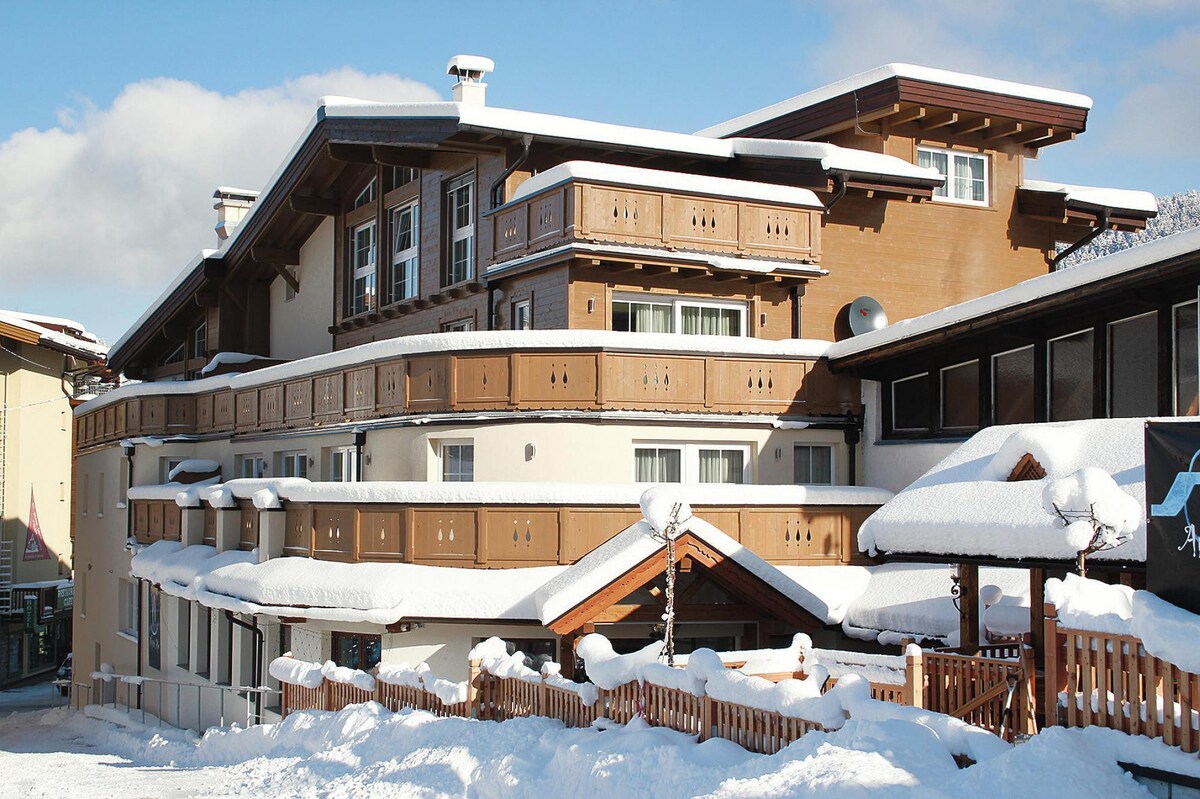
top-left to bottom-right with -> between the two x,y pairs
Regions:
859,418 -> 1147,564
1020,179 -> 1158,215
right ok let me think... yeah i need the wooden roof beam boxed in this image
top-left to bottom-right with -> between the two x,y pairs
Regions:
919,110 -> 959,130
953,115 -> 991,135
889,106 -> 927,126
251,246 -> 301,265
1012,126 -> 1054,146
266,262 -> 300,294
1030,129 -> 1077,148
803,103 -> 900,140
326,142 -> 376,164
371,146 -> 433,169
983,120 -> 1023,141
289,193 -> 340,216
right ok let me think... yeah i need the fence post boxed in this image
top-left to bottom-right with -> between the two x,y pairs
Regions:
1020,634 -> 1038,735
323,678 -> 333,712
467,658 -> 482,720
700,694 -> 712,742
1043,601 -> 1060,728
905,647 -> 924,708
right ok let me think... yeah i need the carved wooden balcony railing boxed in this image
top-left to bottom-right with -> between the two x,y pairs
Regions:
490,176 -> 823,266
129,498 -> 878,568
76,347 -> 860,450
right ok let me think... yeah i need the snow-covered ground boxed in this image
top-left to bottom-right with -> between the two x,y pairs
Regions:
0,702 -> 1194,798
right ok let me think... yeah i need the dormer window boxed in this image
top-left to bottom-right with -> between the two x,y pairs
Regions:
918,146 -> 988,206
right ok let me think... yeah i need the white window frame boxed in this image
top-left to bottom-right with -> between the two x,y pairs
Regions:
939,358 -> 980,432
891,372 -> 930,432
441,317 -> 475,333
118,579 -> 138,640
612,293 -> 749,337
440,441 -> 475,482
353,177 -> 376,209
350,219 -> 377,316
160,457 -> 184,483
512,299 -> 532,330
793,444 -> 834,486
277,450 -> 308,479
192,319 -> 207,359
391,166 -> 418,188
918,145 -> 989,207
237,454 -> 266,479
446,173 -> 475,285
389,201 -> 419,302
632,442 -> 752,484
329,446 -> 358,482
1173,297 -> 1199,415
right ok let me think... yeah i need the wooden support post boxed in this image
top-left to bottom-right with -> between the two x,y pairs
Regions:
467,658 -> 482,720
906,646 -> 924,708
1043,601 -> 1060,728
1029,567 -> 1046,668
958,563 -> 980,655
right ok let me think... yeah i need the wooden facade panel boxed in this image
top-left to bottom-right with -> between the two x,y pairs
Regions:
102,406 -> 116,438
83,413 -> 95,444
707,358 -> 806,412
515,353 -> 598,408
258,385 -> 284,428
603,353 -> 706,409
148,501 -> 164,540
114,401 -> 127,437
166,396 -> 195,431
212,391 -> 235,428
235,390 -> 259,431
284,505 -> 312,556
666,196 -> 740,250
483,509 -> 559,563
312,505 -> 356,559
163,504 -> 182,541
239,501 -> 259,551
412,509 -> 476,562
407,356 -> 449,410
140,396 -> 166,433
285,380 -> 312,425
133,502 -> 150,536
126,399 -> 142,434
529,188 -> 567,246
561,509 -> 642,561
580,186 -> 665,245
739,509 -> 842,563
454,355 -> 511,409
203,507 -> 217,546
492,203 -> 529,259
195,393 -> 214,432
344,366 -> 376,414
742,204 -> 819,260
313,373 -> 344,418
358,509 -> 405,560
375,360 -> 406,410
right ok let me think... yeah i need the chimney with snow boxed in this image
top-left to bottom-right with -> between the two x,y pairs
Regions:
446,55 -> 494,106
213,187 -> 260,245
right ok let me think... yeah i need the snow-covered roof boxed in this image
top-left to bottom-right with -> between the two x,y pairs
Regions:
0,309 -> 108,360
827,225 -> 1200,362
485,242 -> 828,278
110,250 -> 216,356
697,63 -> 1094,138
509,161 -> 823,208
1021,179 -> 1158,214
728,139 -> 942,183
80,329 -> 841,414
859,419 -> 1147,563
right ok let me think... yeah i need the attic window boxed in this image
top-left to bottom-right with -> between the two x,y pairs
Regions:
1007,453 -> 1046,482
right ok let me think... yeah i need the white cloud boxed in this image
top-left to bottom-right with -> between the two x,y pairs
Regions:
0,69 -> 440,295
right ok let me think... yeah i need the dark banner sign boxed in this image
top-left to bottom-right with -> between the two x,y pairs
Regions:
148,588 -> 161,672
1146,420 -> 1200,614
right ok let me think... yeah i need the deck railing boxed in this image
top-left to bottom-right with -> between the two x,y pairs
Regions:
1044,602 -> 1200,752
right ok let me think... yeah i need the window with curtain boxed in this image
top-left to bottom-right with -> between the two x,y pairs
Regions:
634,447 -> 682,482
1175,301 -> 1198,416
680,304 -> 743,336
1108,312 -> 1158,418
992,346 -> 1035,425
612,295 -> 747,337
635,444 -> 749,483
613,299 -> 673,333
794,445 -> 832,485
918,146 -> 988,205
1049,329 -> 1094,421
697,448 -> 746,484
389,202 -> 419,302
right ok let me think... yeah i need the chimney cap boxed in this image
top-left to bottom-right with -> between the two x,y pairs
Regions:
213,187 -> 260,202
446,54 -> 494,81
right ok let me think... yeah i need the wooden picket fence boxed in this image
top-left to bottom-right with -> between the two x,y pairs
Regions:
1045,602 -> 1200,753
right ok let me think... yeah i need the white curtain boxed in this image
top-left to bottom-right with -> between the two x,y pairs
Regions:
681,306 -> 738,336
698,449 -> 744,483
635,448 -> 681,482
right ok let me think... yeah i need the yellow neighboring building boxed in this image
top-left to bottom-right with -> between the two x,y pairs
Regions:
0,310 -> 107,684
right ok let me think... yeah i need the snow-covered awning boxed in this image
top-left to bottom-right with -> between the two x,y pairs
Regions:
0,308 -> 108,361
858,418 -> 1147,564
1019,179 -> 1157,215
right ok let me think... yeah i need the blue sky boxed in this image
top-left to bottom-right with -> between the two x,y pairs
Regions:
1,1 -> 1197,345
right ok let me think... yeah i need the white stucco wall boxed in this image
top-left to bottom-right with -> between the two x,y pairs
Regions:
859,379 -> 959,493
269,217 -> 334,361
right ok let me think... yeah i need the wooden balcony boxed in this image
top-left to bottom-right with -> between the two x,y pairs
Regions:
490,173 -> 823,267
130,497 -> 878,568
76,344 -> 860,450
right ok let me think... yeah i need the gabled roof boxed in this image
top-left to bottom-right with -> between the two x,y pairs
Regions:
0,309 -> 107,362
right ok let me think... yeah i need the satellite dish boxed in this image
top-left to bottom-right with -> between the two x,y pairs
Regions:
848,296 -> 888,336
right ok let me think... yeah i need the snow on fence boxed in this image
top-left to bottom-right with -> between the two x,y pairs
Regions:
1045,601 -> 1200,752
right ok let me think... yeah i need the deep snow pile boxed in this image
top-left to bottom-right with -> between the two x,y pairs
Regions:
0,701 -> 1191,799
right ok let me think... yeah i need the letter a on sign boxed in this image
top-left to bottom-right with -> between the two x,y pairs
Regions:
23,488 -> 50,561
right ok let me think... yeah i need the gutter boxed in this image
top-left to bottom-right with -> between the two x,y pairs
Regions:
489,135 -> 532,210
1051,208 -> 1111,267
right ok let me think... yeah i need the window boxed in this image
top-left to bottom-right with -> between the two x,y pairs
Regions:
161,340 -> 185,365
160,457 -> 184,483
389,202 -> 419,302
612,295 -> 747,337
441,442 -> 474,482
192,320 -> 207,360
278,451 -> 308,479
329,446 -> 357,482
441,317 -> 475,333
512,299 -> 532,330
1174,300 -> 1198,416
634,443 -> 751,484
992,345 -> 1035,425
80,473 -> 89,517
237,454 -> 266,479
196,606 -> 211,678
918,146 -> 988,206
148,588 -> 161,671
940,360 -> 980,431
471,637 -> 555,671
794,445 -> 833,485
331,632 -> 381,671
350,220 -> 377,316
445,172 -> 475,285
96,472 -> 105,518
176,598 -> 191,669
284,267 -> 298,302
388,166 -> 419,190
118,579 -> 138,639
353,177 -> 376,209
1049,329 -> 1094,421
1108,312 -> 1158,418
891,373 -> 930,432
77,572 -> 87,618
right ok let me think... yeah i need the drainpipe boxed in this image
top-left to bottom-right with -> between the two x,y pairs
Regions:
352,428 -> 366,482
224,610 -> 264,724
486,284 -> 497,331
1051,209 -> 1111,267
843,418 -> 862,487
824,171 -> 849,215
489,135 -> 534,210
135,578 -> 144,709
122,442 -> 135,540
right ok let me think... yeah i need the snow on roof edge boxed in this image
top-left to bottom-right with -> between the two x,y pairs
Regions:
1020,179 -> 1158,214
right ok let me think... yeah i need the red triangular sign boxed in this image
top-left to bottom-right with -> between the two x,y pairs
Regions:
23,488 -> 50,561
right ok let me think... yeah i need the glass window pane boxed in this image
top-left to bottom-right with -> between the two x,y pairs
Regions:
811,446 -> 832,484
993,347 -> 1035,425
698,449 -> 744,484
1175,302 -> 1198,415
794,446 -> 811,484
613,300 -> 672,333
940,361 -> 979,430
635,448 -> 681,482
681,306 -> 741,336
1049,329 -> 1094,421
1109,313 -> 1158,418
892,374 -> 930,431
